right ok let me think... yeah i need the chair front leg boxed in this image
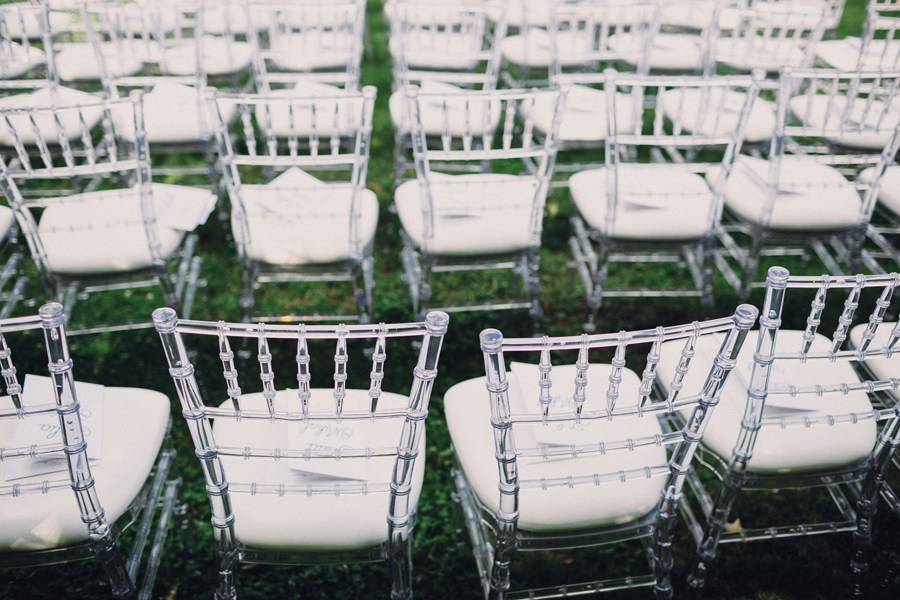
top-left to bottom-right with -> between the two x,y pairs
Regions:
738,227 -> 765,300
91,531 -> 135,599
524,247 -> 542,324
488,518 -> 517,600
214,546 -> 238,600
387,526 -> 414,600
700,235 -> 716,311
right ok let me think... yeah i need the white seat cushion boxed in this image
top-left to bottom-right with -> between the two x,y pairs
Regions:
235,168 -> 378,266
213,389 -> 424,551
0,86 -> 103,146
659,86 -> 776,143
267,31 -> 356,72
658,0 -> 740,30
445,364 -> 666,532
395,173 -> 539,256
55,42 -> 144,82
657,330 -> 877,474
0,3 -> 45,39
815,37 -> 900,71
160,36 -> 253,77
714,38 -> 809,72
608,32 -> 707,71
526,84 -> 635,143
396,32 -> 484,71
112,81 -> 236,144
501,30 -> 594,69
570,165 -> 715,241
255,79 -> 365,137
714,155 -> 862,230
860,165 -> 900,217
0,41 -> 44,79
788,93 -> 900,151
0,387 -> 169,551
38,183 -> 214,275
849,322 -> 900,389
389,80 -> 501,136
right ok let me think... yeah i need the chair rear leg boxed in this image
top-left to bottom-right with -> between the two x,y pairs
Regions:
738,228 -> 765,300
688,466 -> 747,591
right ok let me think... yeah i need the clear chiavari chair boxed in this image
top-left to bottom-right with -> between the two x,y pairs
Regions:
672,266 -> 900,596
0,302 -> 179,599
246,0 -> 365,93
81,0 -> 253,184
500,0 -> 656,89
0,93 -> 211,334
388,0 -> 508,182
711,3 -> 829,80
716,69 -> 900,298
817,6 -> 900,71
446,303 -> 758,599
395,86 -> 564,320
152,306 -> 449,600
873,0 -> 900,18
211,87 -> 378,324
0,1 -> 54,92
568,71 -> 759,330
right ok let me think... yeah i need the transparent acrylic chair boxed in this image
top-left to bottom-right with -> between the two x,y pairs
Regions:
500,0 -> 655,88
0,302 -> 179,599
710,4 -> 828,79
659,1 -> 844,36
211,87 -> 378,323
81,0 -> 253,184
0,93 -> 211,334
246,0 -> 365,93
388,0 -> 508,182
152,306 -> 449,600
817,6 -> 900,71
668,266 -> 900,596
716,68 -> 900,298
0,1 -> 54,93
446,303 -> 758,599
568,71 -> 759,329
395,86 -> 565,320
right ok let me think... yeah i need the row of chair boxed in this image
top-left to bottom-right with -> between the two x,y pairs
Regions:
2,265 -> 900,598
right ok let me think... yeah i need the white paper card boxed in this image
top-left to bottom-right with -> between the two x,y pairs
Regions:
3,375 -> 104,482
287,418 -> 397,482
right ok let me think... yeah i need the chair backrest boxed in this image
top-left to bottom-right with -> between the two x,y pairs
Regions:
388,0 -> 508,91
0,1 -> 56,91
152,308 -> 449,543
211,87 -> 377,263
406,86 -> 564,253
712,4 -> 828,73
598,71 -> 759,236
82,0 -> 242,95
733,266 -> 900,480
246,0 -> 365,91
548,0 -> 658,80
873,0 -> 900,19
0,92 -> 160,279
478,303 -> 757,541
859,8 -> 900,71
771,68 -> 900,224
0,302 -> 114,543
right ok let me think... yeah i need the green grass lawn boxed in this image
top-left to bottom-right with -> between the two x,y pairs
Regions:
4,0 -> 900,598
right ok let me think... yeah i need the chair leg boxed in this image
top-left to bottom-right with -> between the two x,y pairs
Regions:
214,550 -> 237,600
387,528 -> 414,600
738,228 -> 765,300
584,238 -> 610,332
488,518 -> 516,600
156,264 -> 178,309
351,259 -> 372,324
687,466 -> 747,591
845,225 -> 867,275
401,235 -> 422,316
91,531 -> 135,599
524,248 -> 542,325
239,262 -> 256,324
700,236 -> 716,311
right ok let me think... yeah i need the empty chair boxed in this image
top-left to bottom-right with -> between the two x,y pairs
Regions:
569,71 -> 759,328
0,1 -> 52,90
0,302 -> 178,598
81,0 -> 253,182
500,0 -> 656,87
447,304 -> 757,598
152,307 -> 449,599
817,7 -> 900,71
0,93 -> 211,334
388,0 -> 507,181
675,267 -> 900,595
395,86 -> 564,320
711,4 -> 828,76
661,1 -> 844,32
247,0 -> 365,92
211,87 -> 378,323
716,69 -> 900,298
